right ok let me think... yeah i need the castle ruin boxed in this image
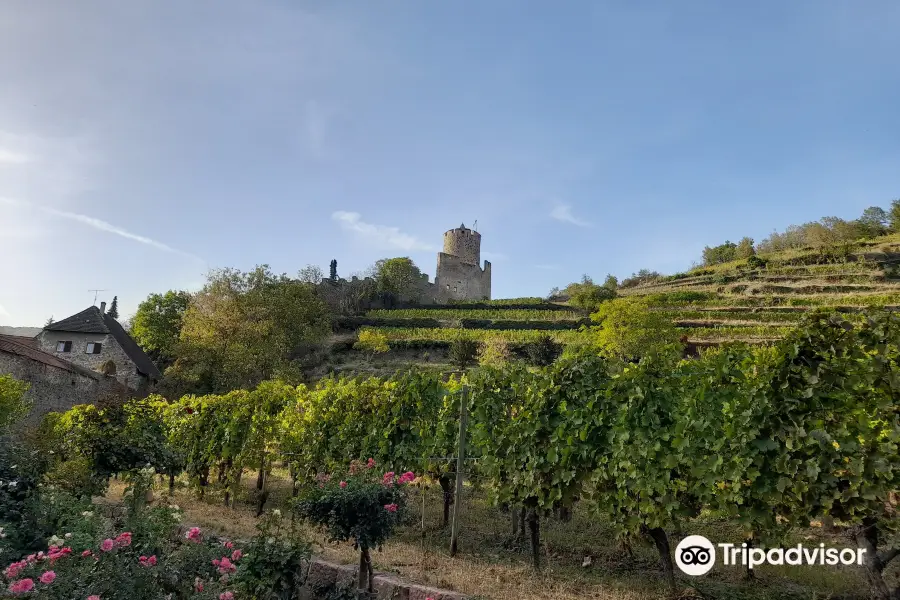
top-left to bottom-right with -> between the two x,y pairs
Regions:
434,223 -> 491,301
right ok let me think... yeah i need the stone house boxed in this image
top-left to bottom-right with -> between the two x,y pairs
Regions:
36,302 -> 161,392
0,334 -> 128,427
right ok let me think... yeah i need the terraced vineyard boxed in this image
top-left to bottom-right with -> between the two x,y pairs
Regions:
336,234 -> 900,355
622,232 -> 900,344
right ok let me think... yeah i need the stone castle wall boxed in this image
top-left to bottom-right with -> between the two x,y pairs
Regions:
434,253 -> 491,301
442,228 -> 481,265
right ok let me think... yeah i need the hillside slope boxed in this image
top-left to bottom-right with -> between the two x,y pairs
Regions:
621,232 -> 900,343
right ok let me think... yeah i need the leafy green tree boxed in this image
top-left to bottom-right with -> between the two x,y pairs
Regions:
171,266 -> 331,394
107,296 -> 119,319
590,298 -> 681,361
702,240 -> 738,265
859,206 -> 889,237
0,374 -> 30,431
297,264 -> 324,285
889,199 -> 900,232
131,290 -> 191,366
564,275 -> 616,309
735,236 -> 755,259
602,274 -> 618,290
448,337 -> 479,371
525,334 -> 562,367
373,257 -> 423,301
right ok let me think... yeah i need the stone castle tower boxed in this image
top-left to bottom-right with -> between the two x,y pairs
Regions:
434,223 -> 491,301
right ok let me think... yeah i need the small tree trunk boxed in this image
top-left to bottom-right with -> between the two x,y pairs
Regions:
518,506 -> 526,539
558,505 -> 572,522
855,518 -> 893,600
218,461 -> 227,484
168,473 -> 175,496
439,475 -> 454,527
527,509 -> 541,571
199,465 -> 210,499
256,462 -> 265,491
255,467 -> 269,517
646,527 -> 676,597
357,546 -> 374,599
744,534 -> 755,581
510,506 -> 519,537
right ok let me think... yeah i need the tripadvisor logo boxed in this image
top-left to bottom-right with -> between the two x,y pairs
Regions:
674,535 -> 867,576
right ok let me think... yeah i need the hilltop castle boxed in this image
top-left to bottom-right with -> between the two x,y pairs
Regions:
434,223 -> 491,301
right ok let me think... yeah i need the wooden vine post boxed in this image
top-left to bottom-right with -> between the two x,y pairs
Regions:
449,385 -> 469,557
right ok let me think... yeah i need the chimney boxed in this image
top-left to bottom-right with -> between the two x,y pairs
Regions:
100,301 -> 106,313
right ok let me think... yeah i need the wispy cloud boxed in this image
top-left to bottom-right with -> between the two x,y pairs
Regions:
0,147 -> 31,165
1,197 -> 203,261
332,211 -> 434,251
534,264 -> 560,270
550,203 -> 592,227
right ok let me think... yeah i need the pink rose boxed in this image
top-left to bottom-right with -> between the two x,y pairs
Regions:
9,578 -> 35,593
39,571 -> 56,584
382,472 -> 395,486
231,549 -> 242,561
217,557 -> 236,574
100,539 -> 114,552
114,532 -> 132,548
219,592 -> 234,600
384,503 -> 398,513
194,578 -> 204,592
4,560 -> 27,578
399,471 -> 416,484
87,596 -> 102,600
186,527 -> 202,542
366,458 -> 376,468
224,541 -> 234,549
340,481 -> 347,488
82,550 -> 92,557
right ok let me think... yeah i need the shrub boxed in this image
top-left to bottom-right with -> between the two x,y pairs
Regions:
478,338 -> 512,367
525,335 -> 563,367
294,463 -> 414,596
0,374 -> 30,432
448,338 -> 480,371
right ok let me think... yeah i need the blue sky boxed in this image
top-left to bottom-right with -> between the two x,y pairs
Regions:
1,1 -> 898,326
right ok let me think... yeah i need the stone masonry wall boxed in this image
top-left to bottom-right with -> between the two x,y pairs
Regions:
442,228 -> 481,265
434,254 -> 491,301
0,353 -> 127,428
36,331 -> 145,390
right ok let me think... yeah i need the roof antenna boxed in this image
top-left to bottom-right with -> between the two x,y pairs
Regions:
88,289 -> 107,305
472,219 -> 478,232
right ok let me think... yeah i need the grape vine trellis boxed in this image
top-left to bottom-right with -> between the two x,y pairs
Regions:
44,309 -> 900,599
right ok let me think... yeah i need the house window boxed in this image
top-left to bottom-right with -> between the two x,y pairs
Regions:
56,341 -> 72,353
85,342 -> 102,354
446,284 -> 450,289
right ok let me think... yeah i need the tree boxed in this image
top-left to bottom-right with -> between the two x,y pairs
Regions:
735,237 -> 755,259
329,259 -> 338,281
590,298 -> 681,361
525,335 -> 562,367
298,264 -> 324,285
448,337 -> 479,371
373,257 -> 423,301
602,274 -> 618,290
107,296 -> 119,319
0,374 -> 30,432
564,275 -> 616,309
171,266 -> 331,394
131,290 -> 191,366
889,199 -> 900,232
859,206 -> 889,237
44,316 -> 54,328
702,241 -> 738,265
